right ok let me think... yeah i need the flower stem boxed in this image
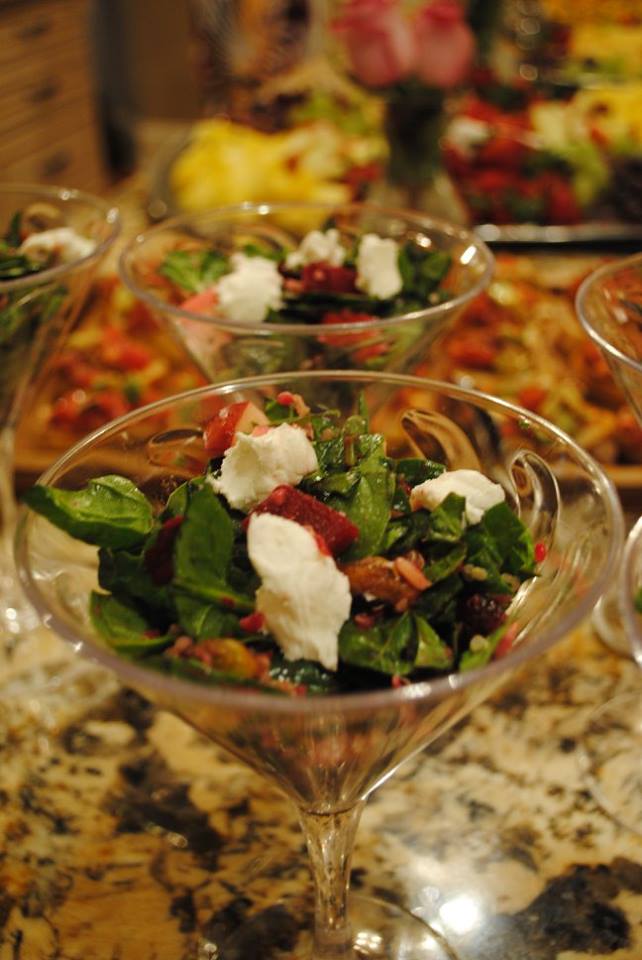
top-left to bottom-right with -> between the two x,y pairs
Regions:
298,802 -> 365,959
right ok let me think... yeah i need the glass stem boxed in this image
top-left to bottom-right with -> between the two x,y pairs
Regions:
298,802 -> 365,960
0,425 -> 17,575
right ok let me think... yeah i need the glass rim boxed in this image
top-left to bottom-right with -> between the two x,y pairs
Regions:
575,251 -> 642,376
118,200 -> 494,336
16,369 -> 624,716
0,182 -> 121,293
621,514 -> 642,664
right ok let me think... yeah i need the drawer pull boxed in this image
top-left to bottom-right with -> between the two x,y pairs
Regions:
40,150 -> 71,178
15,18 -> 52,41
29,80 -> 59,104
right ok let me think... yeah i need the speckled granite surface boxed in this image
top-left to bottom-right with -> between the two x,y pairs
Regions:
1,622 -> 641,960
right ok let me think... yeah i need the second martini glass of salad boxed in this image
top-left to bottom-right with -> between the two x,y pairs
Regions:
0,183 -> 120,656
576,253 -> 642,834
16,370 -> 622,959
118,201 -> 493,381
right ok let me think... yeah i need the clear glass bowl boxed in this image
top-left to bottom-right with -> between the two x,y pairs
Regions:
0,183 -> 120,653
576,254 -> 642,835
576,254 -> 642,655
15,371 -> 623,959
576,252 -> 642,424
622,515 -> 642,659
118,201 -> 493,381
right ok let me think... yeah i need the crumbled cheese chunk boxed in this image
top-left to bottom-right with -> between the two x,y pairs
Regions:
247,513 -> 351,670
356,234 -> 402,299
217,253 -> 283,324
209,423 -> 318,512
285,228 -> 346,270
410,469 -> 505,525
20,228 -> 96,264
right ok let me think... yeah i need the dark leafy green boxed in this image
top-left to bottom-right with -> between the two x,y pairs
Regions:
159,249 -> 228,294
24,395 -> 540,695
90,591 -> 172,655
23,476 -> 154,549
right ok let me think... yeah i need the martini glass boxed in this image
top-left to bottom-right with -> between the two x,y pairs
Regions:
576,254 -> 642,833
15,371 -> 622,959
576,253 -> 642,654
0,184 -> 120,657
118,201 -> 493,381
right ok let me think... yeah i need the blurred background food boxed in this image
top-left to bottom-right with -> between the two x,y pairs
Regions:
3,0 -> 642,487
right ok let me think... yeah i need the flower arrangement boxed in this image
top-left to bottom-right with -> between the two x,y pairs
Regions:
331,0 -> 477,196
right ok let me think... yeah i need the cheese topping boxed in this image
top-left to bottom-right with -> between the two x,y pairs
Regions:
285,228 -> 346,270
356,234 -> 402,299
217,253 -> 283,324
410,469 -> 505,525
210,423 -> 318,512
247,513 -> 351,670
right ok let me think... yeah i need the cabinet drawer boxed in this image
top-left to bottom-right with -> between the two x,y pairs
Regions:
0,0 -> 86,68
1,125 -> 105,193
0,52 -> 89,136
0,97 -> 96,167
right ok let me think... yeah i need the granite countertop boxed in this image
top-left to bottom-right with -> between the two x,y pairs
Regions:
1,619 -> 641,960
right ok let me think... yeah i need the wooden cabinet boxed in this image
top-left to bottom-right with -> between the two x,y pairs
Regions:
0,0 -> 106,193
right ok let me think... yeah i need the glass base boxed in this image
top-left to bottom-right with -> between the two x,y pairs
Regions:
579,691 -> 642,835
253,894 -> 457,960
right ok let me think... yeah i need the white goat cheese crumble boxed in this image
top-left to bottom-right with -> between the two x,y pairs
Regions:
209,423 -> 318,512
217,253 -> 283,325
247,513 -> 351,671
20,228 -> 96,264
410,469 -> 505,525
356,234 -> 402,299
285,228 -> 346,269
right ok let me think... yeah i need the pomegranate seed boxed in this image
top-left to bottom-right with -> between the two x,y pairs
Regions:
239,612 -> 266,633
534,541 -> 547,563
276,391 -> 296,406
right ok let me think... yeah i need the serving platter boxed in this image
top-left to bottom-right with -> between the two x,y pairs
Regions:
475,221 -> 642,246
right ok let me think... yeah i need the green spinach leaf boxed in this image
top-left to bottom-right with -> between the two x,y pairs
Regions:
90,591 -> 171,655
159,249 -> 228,294
23,476 -> 154,549
339,612 -> 415,676
414,614 -> 454,670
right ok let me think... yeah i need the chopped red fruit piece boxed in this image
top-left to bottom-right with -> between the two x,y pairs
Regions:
239,611 -> 266,633
203,400 -> 269,457
301,263 -> 357,294
251,484 -> 359,555
518,386 -> 548,411
319,309 -> 375,347
180,288 -> 219,314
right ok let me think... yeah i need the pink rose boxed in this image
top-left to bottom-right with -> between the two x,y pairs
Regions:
413,0 -> 475,89
332,0 -> 415,88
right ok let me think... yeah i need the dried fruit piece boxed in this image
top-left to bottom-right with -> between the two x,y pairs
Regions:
251,484 -> 358,555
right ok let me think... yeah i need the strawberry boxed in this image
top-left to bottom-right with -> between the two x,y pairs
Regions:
251,485 -> 358,555
301,263 -> 357,294
203,400 -> 269,457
